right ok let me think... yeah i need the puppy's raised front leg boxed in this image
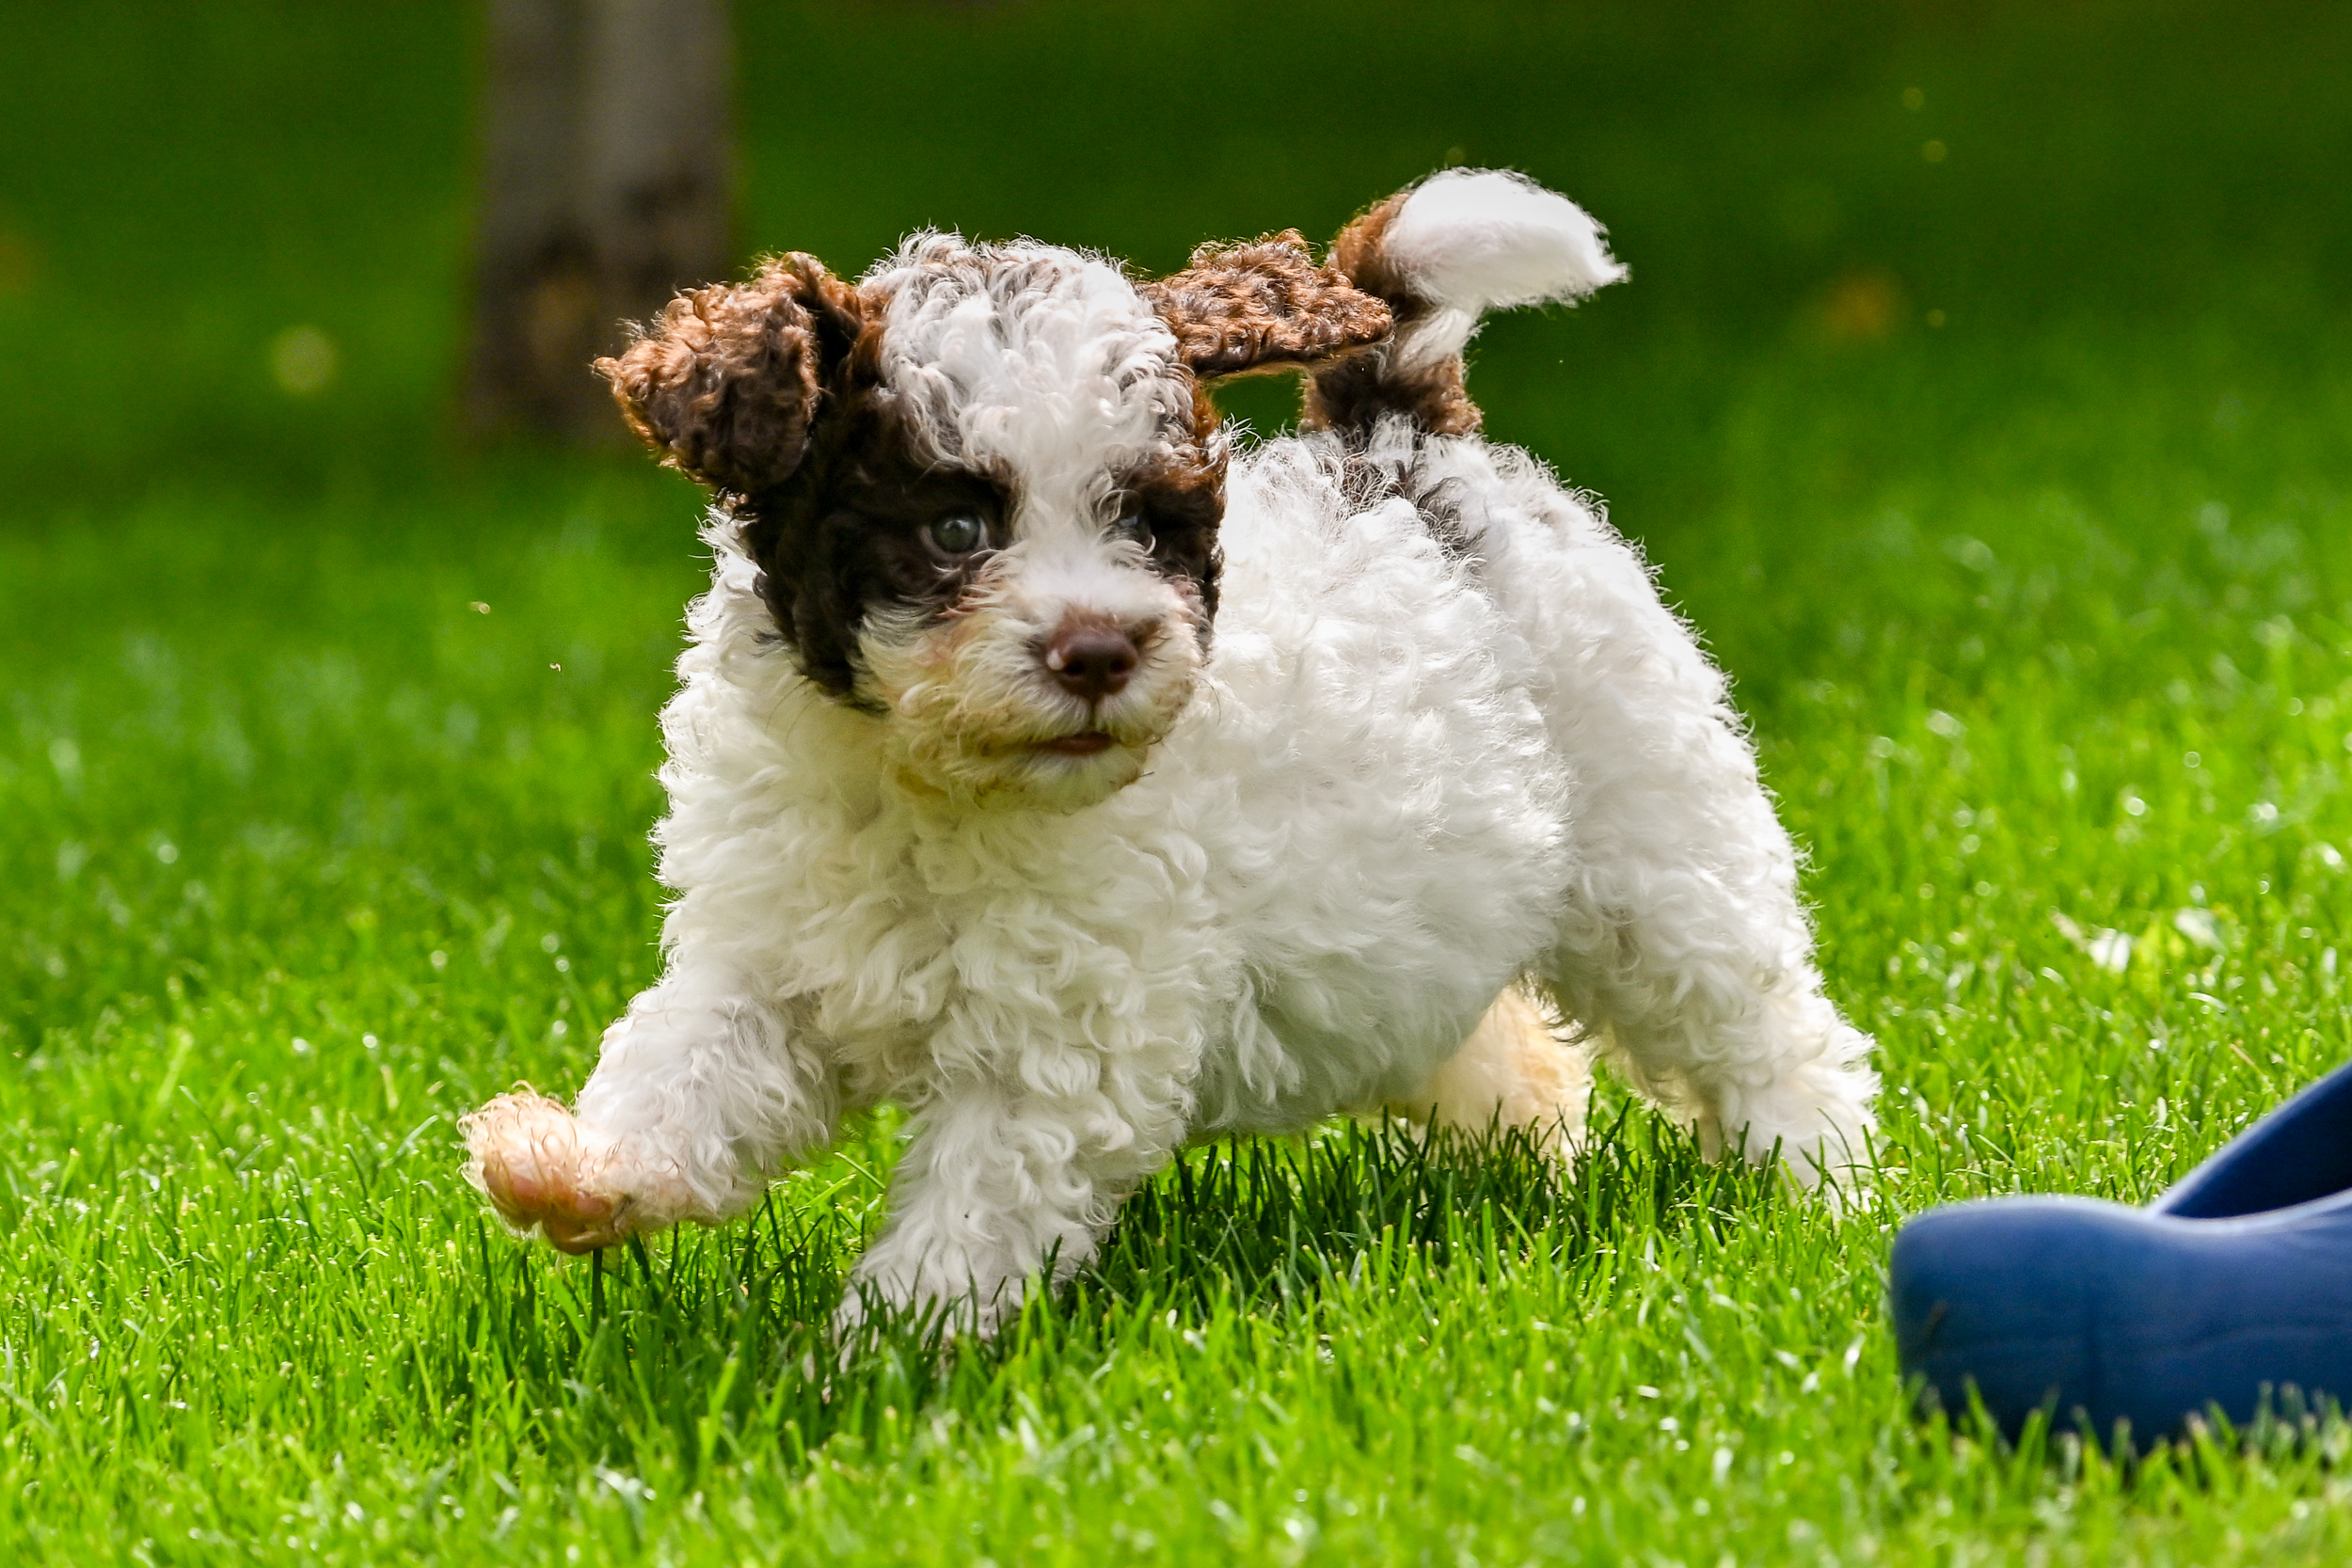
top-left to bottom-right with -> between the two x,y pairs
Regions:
463,970 -> 836,1252
842,1050 -> 1188,1339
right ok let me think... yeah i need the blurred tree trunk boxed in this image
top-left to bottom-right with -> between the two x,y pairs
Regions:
466,0 -> 734,441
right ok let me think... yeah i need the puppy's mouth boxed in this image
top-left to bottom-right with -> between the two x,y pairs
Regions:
1030,730 -> 1119,757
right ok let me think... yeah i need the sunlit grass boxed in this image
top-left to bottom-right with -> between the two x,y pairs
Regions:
8,308 -> 2352,1562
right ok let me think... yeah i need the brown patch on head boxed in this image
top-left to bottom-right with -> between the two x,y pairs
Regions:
596,251 -> 1016,703
1302,195 -> 1481,439
1140,230 -> 1392,381
737,378 -> 1012,705
1090,383 -> 1227,626
602,241 -> 1237,711
594,254 -> 867,499
1113,430 -> 1226,627
728,323 -> 1223,705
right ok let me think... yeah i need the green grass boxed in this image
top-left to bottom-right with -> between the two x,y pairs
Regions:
8,1 -> 2352,1561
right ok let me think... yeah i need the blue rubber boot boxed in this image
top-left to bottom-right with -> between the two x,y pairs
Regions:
1891,1060 -> 2352,1442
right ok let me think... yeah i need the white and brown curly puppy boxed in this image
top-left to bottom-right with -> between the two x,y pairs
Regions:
464,169 -> 1878,1334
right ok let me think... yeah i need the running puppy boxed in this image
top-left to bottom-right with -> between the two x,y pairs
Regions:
464,170 -> 1879,1334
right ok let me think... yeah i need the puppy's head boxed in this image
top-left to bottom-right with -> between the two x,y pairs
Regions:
598,230 -> 1390,812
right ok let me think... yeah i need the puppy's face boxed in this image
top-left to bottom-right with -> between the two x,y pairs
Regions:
599,231 -> 1391,812
783,240 -> 1225,812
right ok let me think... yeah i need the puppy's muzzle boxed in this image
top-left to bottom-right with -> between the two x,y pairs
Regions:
1042,617 -> 1142,702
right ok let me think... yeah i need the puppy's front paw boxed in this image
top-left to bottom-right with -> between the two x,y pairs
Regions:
461,1090 -> 680,1253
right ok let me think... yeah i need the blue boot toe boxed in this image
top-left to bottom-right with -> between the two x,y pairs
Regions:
1893,1061 -> 2352,1441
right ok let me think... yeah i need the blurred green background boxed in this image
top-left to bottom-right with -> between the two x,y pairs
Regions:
6,0 -> 2345,511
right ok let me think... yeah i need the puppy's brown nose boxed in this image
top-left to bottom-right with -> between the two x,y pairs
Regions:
1042,621 -> 1139,701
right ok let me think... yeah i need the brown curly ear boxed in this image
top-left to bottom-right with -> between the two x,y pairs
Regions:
594,254 -> 866,497
1139,230 -> 1393,380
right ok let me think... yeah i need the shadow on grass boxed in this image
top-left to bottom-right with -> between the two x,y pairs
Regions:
441,1104 -> 1788,1477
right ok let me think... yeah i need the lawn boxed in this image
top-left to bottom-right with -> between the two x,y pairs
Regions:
6,2 -> 2352,1562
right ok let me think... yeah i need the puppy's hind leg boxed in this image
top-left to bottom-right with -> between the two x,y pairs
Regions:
1386,984 -> 1589,1156
463,969 -> 837,1252
1511,540 -> 1878,1193
1537,824 -> 1880,1194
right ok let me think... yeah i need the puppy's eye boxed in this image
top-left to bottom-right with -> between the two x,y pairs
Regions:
927,512 -> 986,556
1111,512 -> 1155,549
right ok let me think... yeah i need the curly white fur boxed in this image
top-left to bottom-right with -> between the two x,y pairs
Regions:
463,174 -> 1876,1336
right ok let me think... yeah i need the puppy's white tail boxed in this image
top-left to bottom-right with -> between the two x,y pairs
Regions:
1304,168 -> 1625,439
